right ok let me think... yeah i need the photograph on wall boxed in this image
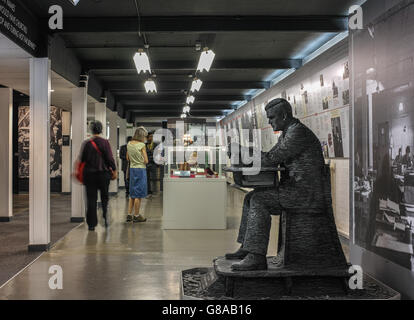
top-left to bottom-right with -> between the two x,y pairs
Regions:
353,4 -> 414,271
331,115 -> 344,158
50,106 -> 63,178
18,106 -> 30,179
332,81 -> 339,99
343,89 -> 350,106
18,106 -> 63,180
322,97 -> 329,110
343,61 -> 350,80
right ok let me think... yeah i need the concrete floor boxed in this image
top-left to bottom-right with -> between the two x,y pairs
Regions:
0,187 -> 281,300
0,194 -> 81,287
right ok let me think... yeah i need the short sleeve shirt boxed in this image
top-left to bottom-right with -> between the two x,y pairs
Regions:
127,142 -> 146,169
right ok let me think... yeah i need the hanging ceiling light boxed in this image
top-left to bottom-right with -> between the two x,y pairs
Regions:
68,0 -> 81,5
183,105 -> 191,113
144,79 -> 157,93
181,113 -> 187,119
190,78 -> 203,92
196,48 -> 215,72
186,96 -> 195,105
133,49 -> 151,74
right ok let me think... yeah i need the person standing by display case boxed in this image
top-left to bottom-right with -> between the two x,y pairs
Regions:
120,136 -> 132,197
146,131 -> 158,198
126,127 -> 149,223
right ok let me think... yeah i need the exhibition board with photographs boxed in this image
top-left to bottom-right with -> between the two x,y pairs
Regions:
352,4 -> 414,271
219,58 -> 350,159
18,106 -> 63,180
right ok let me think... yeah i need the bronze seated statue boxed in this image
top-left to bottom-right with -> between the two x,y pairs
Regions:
224,98 -> 348,274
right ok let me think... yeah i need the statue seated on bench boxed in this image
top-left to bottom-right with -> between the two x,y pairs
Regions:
226,98 -> 347,272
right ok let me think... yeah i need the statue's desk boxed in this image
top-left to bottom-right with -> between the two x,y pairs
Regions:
214,257 -> 351,298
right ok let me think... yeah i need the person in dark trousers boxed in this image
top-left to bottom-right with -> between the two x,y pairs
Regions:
145,131 -> 158,198
80,121 -> 117,231
120,136 -> 132,197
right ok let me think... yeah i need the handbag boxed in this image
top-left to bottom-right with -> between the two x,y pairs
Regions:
74,160 -> 86,184
90,139 -> 117,181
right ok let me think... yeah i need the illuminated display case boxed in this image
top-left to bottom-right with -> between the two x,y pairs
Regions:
164,146 -> 226,179
162,146 -> 227,230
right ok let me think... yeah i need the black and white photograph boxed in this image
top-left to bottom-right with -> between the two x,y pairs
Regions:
18,106 -> 63,180
332,80 -> 339,99
353,4 -> 414,272
343,61 -> 350,80
331,116 -> 344,158
342,89 -> 350,106
17,106 -> 30,179
322,96 -> 329,110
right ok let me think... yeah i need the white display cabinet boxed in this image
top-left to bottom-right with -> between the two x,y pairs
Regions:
162,146 -> 227,230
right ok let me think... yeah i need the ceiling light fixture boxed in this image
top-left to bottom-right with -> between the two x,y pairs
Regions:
186,96 -> 195,105
183,105 -> 191,113
144,79 -> 157,93
68,0 -> 81,6
196,48 -> 215,72
190,78 -> 203,92
133,49 -> 151,74
181,113 -> 187,119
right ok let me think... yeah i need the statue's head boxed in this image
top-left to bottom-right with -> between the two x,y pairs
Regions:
265,98 -> 294,132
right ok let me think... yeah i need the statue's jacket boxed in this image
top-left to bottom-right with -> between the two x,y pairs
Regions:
263,119 -> 328,210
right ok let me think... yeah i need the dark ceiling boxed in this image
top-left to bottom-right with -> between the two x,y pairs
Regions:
23,0 -> 355,121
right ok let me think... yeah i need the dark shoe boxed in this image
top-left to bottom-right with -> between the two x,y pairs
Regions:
231,253 -> 268,271
88,226 -> 95,231
225,247 -> 249,260
133,215 -> 147,223
126,215 -> 133,223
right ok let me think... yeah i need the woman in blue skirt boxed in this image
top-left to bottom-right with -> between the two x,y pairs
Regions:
126,127 -> 149,223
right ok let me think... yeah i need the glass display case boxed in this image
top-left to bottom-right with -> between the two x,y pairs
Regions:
164,146 -> 226,179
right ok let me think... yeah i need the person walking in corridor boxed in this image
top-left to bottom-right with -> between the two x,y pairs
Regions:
80,121 -> 117,231
126,127 -> 149,223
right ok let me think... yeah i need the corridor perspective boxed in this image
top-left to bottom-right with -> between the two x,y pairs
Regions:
2,0 -> 414,305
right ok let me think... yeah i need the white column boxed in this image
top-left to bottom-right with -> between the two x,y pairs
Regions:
61,111 -> 71,193
0,88 -> 13,222
95,102 -> 107,138
118,119 -> 127,188
29,58 -> 51,251
71,87 -> 87,222
108,111 -> 119,194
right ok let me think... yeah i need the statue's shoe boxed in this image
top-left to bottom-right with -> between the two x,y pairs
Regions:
225,247 -> 249,260
231,253 -> 268,271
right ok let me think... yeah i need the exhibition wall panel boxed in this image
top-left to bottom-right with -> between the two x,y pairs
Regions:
17,105 -> 63,192
219,38 -> 350,237
351,0 -> 414,299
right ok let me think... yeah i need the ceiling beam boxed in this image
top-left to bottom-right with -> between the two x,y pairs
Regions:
84,59 -> 302,71
125,105 -> 234,111
116,94 -> 250,102
49,16 -> 348,33
133,111 -> 226,118
105,81 -> 270,91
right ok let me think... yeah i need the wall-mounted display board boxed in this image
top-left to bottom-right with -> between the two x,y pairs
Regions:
18,106 -> 63,191
219,58 -> 350,159
351,0 -> 414,299
0,0 -> 45,57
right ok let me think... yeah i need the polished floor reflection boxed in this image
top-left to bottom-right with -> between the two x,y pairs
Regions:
0,187 -> 281,300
